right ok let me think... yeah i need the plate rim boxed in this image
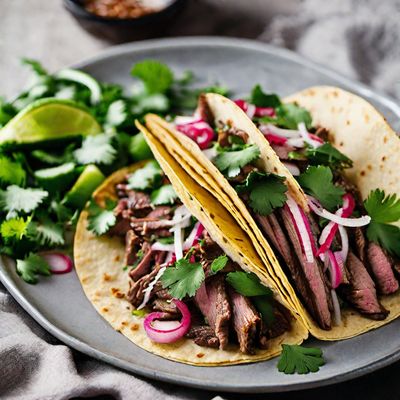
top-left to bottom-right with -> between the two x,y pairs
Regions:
2,36 -> 400,393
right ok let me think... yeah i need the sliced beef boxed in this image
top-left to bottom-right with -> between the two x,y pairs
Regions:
127,264 -> 161,307
341,251 -> 388,319
124,230 -> 141,266
152,282 -> 173,300
146,206 -> 172,219
352,227 -> 367,263
129,242 -> 153,281
127,190 -> 152,217
275,208 -> 333,329
131,218 -> 173,236
271,144 -> 296,161
152,299 -> 179,316
314,127 -> 330,141
197,93 -> 214,125
194,275 -> 231,349
367,242 -> 399,294
185,325 -> 219,348
109,198 -> 131,236
228,287 -> 260,354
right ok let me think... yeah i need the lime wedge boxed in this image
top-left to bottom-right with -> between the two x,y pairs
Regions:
0,98 -> 101,144
56,68 -> 101,104
64,164 -> 105,209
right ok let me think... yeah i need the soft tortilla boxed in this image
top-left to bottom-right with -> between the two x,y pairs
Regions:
144,89 -> 400,340
74,133 -> 307,366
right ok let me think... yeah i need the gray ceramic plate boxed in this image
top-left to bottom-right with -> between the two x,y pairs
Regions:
2,37 -> 400,393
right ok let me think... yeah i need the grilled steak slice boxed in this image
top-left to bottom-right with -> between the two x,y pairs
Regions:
228,287 -> 260,354
278,207 -> 333,329
131,218 -> 174,236
352,227 -> 367,263
271,143 -> 296,161
367,242 -> 399,294
194,275 -> 231,349
108,198 -> 131,236
341,251 -> 388,319
129,242 -> 153,281
127,190 -> 152,217
124,230 -> 141,266
152,299 -> 179,316
146,206 -> 172,219
186,325 -> 220,348
152,282 -> 173,300
127,264 -> 161,307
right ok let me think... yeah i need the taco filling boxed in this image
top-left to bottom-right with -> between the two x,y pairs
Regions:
104,161 -> 292,353
158,91 -> 400,331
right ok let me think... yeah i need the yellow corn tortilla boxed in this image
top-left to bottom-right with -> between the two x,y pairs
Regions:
74,134 -> 307,366
143,88 -> 400,340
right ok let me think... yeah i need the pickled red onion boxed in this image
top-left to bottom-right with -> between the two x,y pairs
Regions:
143,300 -> 191,343
176,120 -> 214,149
40,252 -> 73,274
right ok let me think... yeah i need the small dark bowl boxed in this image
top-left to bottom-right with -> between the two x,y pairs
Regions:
63,0 -> 187,43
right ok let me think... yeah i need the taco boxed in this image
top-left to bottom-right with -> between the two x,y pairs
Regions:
141,87 -> 400,340
74,125 -> 307,365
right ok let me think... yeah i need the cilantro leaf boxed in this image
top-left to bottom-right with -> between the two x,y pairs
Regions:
250,85 -> 281,108
0,216 -> 31,244
366,222 -> 400,258
364,189 -> 400,224
74,133 -> 116,165
132,309 -> 147,317
127,161 -> 162,191
226,271 -> 272,297
278,344 -> 324,374
87,198 -> 117,236
16,253 -> 51,284
131,60 -> 174,94
210,254 -> 228,274
151,184 -> 178,206
157,237 -> 175,244
0,186 -> 48,214
252,296 -> 275,326
161,258 -> 205,299
171,85 -> 229,110
305,143 -> 353,170
22,58 -> 48,77
0,156 -> 26,186
29,217 -> 65,247
297,166 -> 344,211
236,171 -> 287,215
105,100 -> 128,127
214,144 -> 260,177
276,103 -> 312,130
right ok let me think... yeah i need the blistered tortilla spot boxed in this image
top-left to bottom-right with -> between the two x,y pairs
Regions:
364,114 -> 370,123
346,120 -> 351,126
196,353 -> 205,358
103,273 -> 112,281
332,90 -> 339,97
111,287 -> 124,298
81,276 -> 89,283
360,170 -> 366,177
382,156 -> 387,161
114,255 -> 120,262
384,136 -> 388,143
238,252 -> 244,257
339,141 -> 344,147
210,213 -> 215,219
131,324 -> 139,331
102,307 -> 109,313
121,321 -> 128,326
222,237 -> 228,243
94,290 -> 101,297
273,167 -> 278,173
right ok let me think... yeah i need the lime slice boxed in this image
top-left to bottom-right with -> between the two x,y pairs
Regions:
56,68 -> 101,104
34,162 -> 77,193
130,132 -> 153,161
0,98 -> 101,144
64,164 -> 105,209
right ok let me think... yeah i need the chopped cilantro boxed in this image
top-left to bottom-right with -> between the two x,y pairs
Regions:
161,258 -> 205,299
236,171 -> 287,215
127,161 -> 162,191
210,254 -> 228,274
366,222 -> 400,258
305,143 -> 353,170
22,58 -> 48,77
16,253 -> 51,284
74,133 -> 116,165
29,217 -> 65,247
0,156 -> 26,186
0,216 -> 31,244
277,344 -> 325,374
157,236 -> 174,244
105,100 -> 128,127
132,309 -> 147,317
214,144 -> 260,177
276,103 -> 312,130
226,271 -> 272,297
297,166 -> 344,211
87,198 -> 117,236
0,186 -> 48,214
151,184 -> 178,206
131,60 -> 174,94
250,85 -> 281,108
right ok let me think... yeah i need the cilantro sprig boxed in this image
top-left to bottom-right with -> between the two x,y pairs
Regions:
87,198 -> 117,236
150,184 -> 178,206
127,161 -> 162,191
74,133 -> 117,166
297,166 -> 344,211
364,189 -> 400,257
214,144 -> 260,178
0,186 -> 48,215
161,258 -> 205,299
305,143 -> 353,170
250,85 -> 281,108
16,253 -> 51,284
210,254 -> 228,274
236,171 -> 287,215
277,344 -> 325,374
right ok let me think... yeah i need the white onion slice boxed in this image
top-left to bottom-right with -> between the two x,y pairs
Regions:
245,103 -> 256,119
287,137 -> 307,148
285,196 -> 314,263
298,122 -> 323,148
173,116 -> 200,125
337,225 -> 349,262
137,264 -> 167,310
308,197 -> 371,227
259,124 -> 301,138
